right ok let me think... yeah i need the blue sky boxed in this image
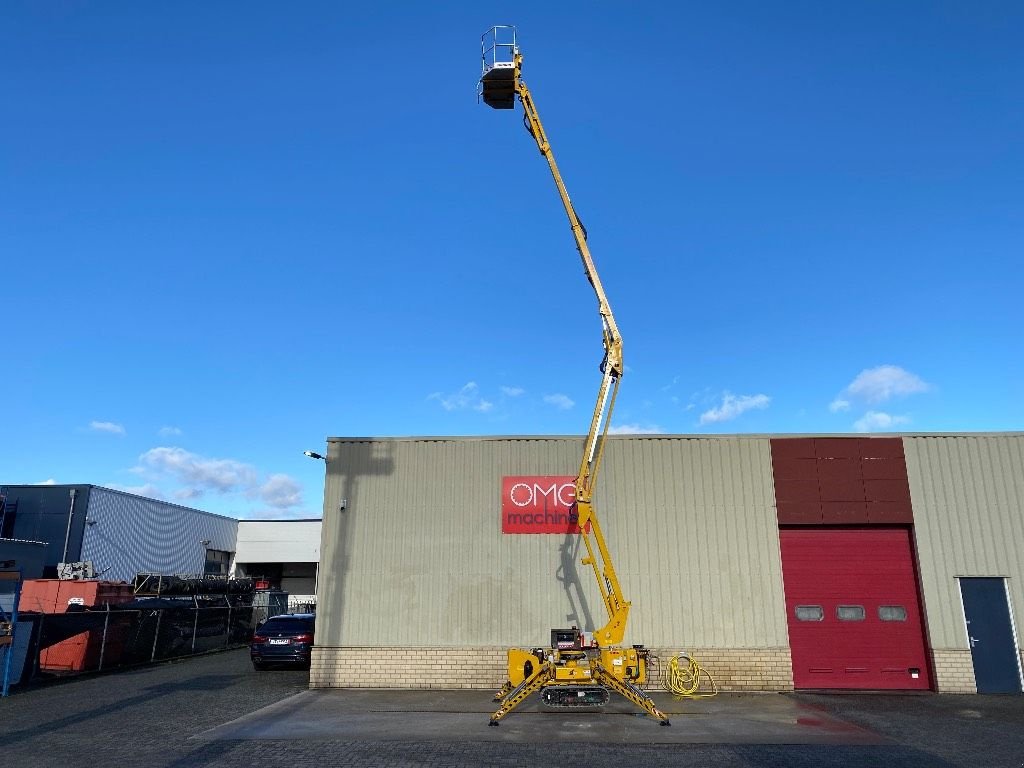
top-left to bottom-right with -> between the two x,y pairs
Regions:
2,2 -> 1021,519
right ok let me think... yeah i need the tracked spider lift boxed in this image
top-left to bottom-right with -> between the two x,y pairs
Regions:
479,26 -> 670,728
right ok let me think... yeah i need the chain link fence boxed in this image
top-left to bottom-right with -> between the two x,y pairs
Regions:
14,595 -> 273,682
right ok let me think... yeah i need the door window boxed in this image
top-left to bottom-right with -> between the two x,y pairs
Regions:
794,605 -> 824,622
836,605 -> 865,621
878,605 -> 908,622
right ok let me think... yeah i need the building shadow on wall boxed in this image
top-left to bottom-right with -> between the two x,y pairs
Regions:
319,440 -> 396,636
556,532 -> 595,634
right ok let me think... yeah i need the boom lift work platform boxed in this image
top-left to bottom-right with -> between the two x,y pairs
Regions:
478,26 -> 670,728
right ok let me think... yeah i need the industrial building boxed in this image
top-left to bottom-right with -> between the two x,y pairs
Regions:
0,485 -> 321,607
310,432 -> 1024,696
0,485 -> 237,581
232,519 -> 321,607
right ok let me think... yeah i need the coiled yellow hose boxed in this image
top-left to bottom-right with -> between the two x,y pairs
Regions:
663,651 -> 718,698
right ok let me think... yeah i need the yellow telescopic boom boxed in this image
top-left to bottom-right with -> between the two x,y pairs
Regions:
481,29 -> 628,647
480,27 -> 668,728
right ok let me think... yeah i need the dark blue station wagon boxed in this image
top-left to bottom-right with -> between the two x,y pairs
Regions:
250,613 -> 315,669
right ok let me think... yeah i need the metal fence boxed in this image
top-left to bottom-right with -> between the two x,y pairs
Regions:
287,595 -> 317,613
14,596 -> 269,683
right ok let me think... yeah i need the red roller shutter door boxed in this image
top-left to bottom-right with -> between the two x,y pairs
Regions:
780,528 -> 931,690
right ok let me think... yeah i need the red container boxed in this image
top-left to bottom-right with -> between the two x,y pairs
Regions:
19,579 -> 134,613
18,579 -> 134,672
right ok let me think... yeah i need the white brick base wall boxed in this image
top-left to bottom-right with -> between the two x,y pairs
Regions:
931,648 -> 977,693
310,646 -> 794,692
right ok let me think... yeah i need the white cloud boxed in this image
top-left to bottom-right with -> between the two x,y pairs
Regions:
543,393 -> 575,410
130,447 -> 307,514
159,426 -> 183,437
111,483 -> 165,499
853,411 -> 910,433
699,392 -> 771,424
260,474 -> 304,510
839,365 -> 930,405
37,478 -> 57,485
501,386 -> 525,397
608,423 -> 664,435
90,420 -> 125,435
428,382 -> 493,413
138,447 -> 258,494
831,366 -> 928,431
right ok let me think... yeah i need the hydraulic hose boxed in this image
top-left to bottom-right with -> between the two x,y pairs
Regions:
663,651 -> 719,699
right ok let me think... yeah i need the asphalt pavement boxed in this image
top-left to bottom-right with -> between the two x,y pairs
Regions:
1,648 -> 1022,767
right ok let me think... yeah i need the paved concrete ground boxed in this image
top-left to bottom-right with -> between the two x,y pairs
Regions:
1,648 -> 1022,767
199,688 -> 883,745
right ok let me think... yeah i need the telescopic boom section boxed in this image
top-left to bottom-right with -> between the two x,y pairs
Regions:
481,31 -> 669,728
487,49 -> 629,647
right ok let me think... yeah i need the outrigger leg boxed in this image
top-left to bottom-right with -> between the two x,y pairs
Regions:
593,665 -> 671,725
489,663 -> 552,725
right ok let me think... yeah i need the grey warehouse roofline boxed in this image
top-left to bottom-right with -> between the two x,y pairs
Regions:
0,483 -> 237,523
238,518 -> 323,523
328,431 -> 1024,443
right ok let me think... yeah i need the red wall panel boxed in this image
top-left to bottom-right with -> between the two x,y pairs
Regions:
777,501 -> 823,524
868,500 -> 914,524
817,459 -> 864,483
862,456 -> 908,480
864,479 -> 912,502
772,458 -> 818,479
771,438 -> 914,525
775,478 -> 821,502
815,438 -> 864,459
860,437 -> 905,459
821,501 -> 870,524
770,438 -> 816,460
819,479 -> 866,502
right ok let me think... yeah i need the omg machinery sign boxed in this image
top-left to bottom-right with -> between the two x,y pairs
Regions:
502,476 -> 587,534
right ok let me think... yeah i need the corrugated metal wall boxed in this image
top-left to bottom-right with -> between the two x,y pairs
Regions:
1,484 -> 92,570
81,487 -> 238,582
317,435 -> 788,649
905,434 -> 1024,649
0,539 -> 48,580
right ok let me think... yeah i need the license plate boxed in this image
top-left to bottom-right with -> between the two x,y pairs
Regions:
269,638 -> 290,645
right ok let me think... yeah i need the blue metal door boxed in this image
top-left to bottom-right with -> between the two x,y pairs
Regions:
960,578 -> 1022,694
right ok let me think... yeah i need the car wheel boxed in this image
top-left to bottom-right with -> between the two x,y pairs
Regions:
252,660 -> 266,670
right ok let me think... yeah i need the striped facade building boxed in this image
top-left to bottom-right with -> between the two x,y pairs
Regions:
311,432 -> 1024,695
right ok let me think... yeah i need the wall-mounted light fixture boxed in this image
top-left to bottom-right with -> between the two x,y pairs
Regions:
303,450 -> 327,461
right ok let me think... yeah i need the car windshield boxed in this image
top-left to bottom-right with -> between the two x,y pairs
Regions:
260,617 -> 314,633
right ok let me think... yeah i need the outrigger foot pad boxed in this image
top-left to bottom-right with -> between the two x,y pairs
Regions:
488,720 -> 500,727
661,720 -> 671,726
